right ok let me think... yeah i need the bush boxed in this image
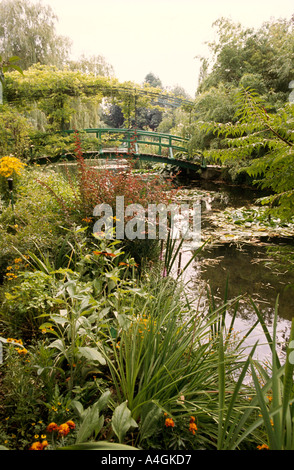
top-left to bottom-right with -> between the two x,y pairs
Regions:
0,105 -> 33,157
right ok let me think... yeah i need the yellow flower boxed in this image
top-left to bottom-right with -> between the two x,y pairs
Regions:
0,156 -> 26,178
16,347 -> 28,355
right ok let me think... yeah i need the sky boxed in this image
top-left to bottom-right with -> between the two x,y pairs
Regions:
32,0 -> 294,97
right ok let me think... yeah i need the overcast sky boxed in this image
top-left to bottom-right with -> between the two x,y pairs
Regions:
33,0 -> 293,97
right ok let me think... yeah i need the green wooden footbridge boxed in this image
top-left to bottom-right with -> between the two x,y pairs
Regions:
41,128 -> 205,172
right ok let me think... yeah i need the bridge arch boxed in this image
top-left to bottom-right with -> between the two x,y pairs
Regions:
32,128 -> 204,172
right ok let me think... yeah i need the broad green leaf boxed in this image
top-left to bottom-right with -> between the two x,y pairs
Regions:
60,441 -> 138,450
8,56 -> 21,62
112,402 -> 138,443
77,346 -> 106,365
75,401 -> 105,444
139,402 -> 162,443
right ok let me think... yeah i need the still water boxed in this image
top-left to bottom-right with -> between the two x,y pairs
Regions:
176,179 -> 294,362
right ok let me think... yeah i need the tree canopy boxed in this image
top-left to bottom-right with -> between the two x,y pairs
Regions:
197,16 -> 294,105
189,15 -> 294,220
0,0 -> 72,70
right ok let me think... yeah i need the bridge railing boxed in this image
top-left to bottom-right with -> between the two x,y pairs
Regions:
63,128 -> 189,159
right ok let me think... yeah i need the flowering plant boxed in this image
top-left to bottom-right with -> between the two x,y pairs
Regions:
0,155 -> 26,178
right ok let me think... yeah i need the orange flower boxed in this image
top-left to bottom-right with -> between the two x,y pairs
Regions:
30,440 -> 48,450
41,440 -> 48,449
58,423 -> 70,436
66,420 -> 76,430
93,250 -> 117,258
189,416 -> 197,435
119,262 -> 138,267
257,443 -> 269,450
46,422 -> 59,432
189,422 -> 198,434
165,417 -> 175,428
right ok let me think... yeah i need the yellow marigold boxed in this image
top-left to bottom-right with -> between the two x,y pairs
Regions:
0,156 -> 26,178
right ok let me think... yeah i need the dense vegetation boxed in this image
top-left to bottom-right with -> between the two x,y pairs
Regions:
1,0 -> 294,451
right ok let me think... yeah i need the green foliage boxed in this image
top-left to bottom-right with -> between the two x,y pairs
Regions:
0,104 -> 32,157
0,0 -> 71,70
0,347 -> 44,448
71,392 -> 111,444
199,88 -> 294,219
67,53 -> 115,78
4,64 -> 189,134
102,269 -> 263,449
191,15 -> 294,170
0,166 -> 76,285
217,300 -> 294,450
0,55 -> 23,83
198,16 -> 294,104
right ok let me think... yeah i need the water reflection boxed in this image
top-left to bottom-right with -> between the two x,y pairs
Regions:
177,179 -> 294,361
196,242 -> 294,323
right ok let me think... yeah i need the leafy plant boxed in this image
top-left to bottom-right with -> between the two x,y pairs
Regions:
200,88 -> 294,219
215,296 -> 294,450
0,54 -> 23,83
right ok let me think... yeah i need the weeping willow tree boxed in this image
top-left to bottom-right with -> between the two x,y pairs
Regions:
199,87 -> 294,220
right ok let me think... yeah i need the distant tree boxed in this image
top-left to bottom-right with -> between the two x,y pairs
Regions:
101,104 -> 125,128
144,72 -> 163,89
0,0 -> 72,69
67,54 -> 114,77
197,16 -> 294,104
166,84 -> 191,100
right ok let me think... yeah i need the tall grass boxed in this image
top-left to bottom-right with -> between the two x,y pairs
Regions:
101,261 -> 265,448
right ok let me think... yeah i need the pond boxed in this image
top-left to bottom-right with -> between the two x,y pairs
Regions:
175,179 -> 294,362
